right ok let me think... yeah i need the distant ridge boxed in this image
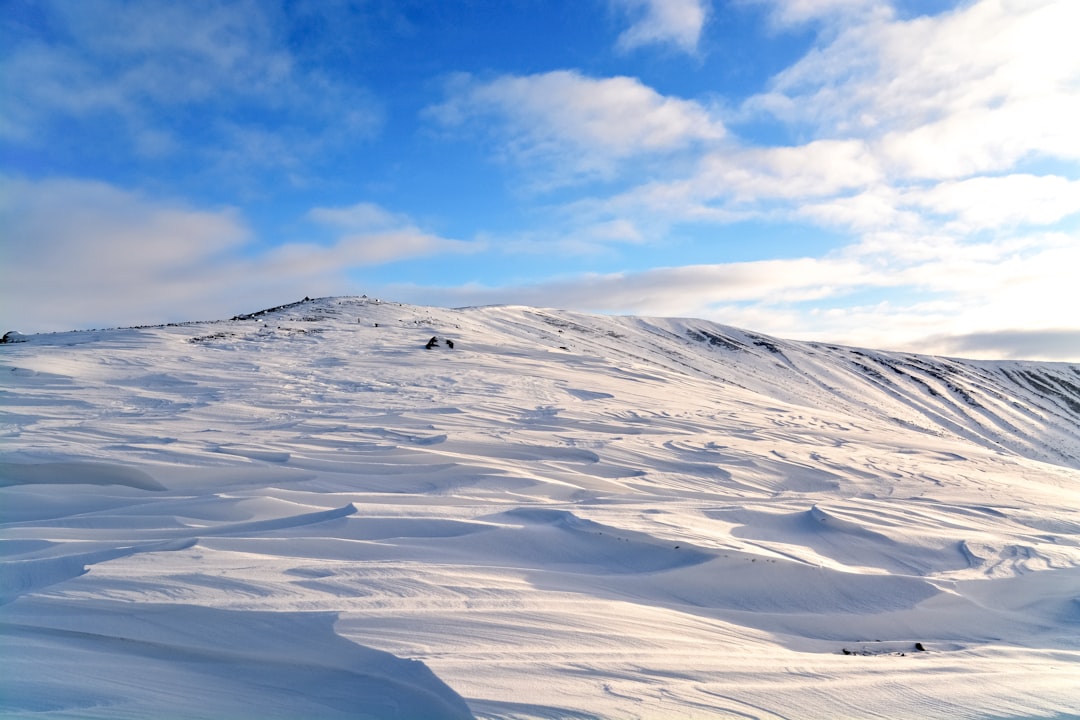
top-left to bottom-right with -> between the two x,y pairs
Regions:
139,296 -> 1080,467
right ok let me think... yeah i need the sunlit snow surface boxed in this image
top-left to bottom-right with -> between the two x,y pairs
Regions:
2,297 -> 1079,719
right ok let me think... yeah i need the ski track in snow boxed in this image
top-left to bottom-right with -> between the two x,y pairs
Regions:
2,296 -> 1080,719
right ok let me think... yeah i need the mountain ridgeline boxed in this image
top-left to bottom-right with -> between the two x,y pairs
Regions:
5,295 -> 1080,719
168,296 -> 1078,470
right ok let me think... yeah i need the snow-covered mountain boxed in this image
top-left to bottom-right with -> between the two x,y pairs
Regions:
3,296 -> 1079,719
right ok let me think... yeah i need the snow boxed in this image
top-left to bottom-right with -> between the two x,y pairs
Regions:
2,296 -> 1079,719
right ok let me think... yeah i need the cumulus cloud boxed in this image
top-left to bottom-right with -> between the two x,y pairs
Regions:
613,0 -> 708,54
566,0 -> 1080,248
0,179 -> 473,332
429,70 -> 725,185
420,1 -> 1077,255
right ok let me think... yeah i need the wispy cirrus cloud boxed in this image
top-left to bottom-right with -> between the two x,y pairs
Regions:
1,0 -> 380,178
751,0 -> 890,28
612,0 -> 709,54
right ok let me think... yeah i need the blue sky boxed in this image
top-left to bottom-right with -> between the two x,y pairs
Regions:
2,0 -> 1079,360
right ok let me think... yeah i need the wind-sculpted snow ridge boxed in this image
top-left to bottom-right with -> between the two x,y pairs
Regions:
2,296 -> 1079,719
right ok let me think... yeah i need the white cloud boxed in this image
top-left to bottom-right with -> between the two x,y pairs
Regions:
702,140 -> 883,201
429,70 -> 724,184
750,0 -> 1080,179
798,175 -> 1080,234
613,0 -> 708,54
0,179 -> 473,332
905,175 -> 1080,232
796,186 -> 918,231
575,138 -> 885,231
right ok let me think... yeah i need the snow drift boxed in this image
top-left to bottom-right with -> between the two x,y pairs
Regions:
2,297 -> 1078,718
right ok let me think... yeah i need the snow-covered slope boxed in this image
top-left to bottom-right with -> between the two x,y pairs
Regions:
3,296 -> 1079,719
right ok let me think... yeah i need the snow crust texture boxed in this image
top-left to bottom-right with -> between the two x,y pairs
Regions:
2,297 -> 1079,719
